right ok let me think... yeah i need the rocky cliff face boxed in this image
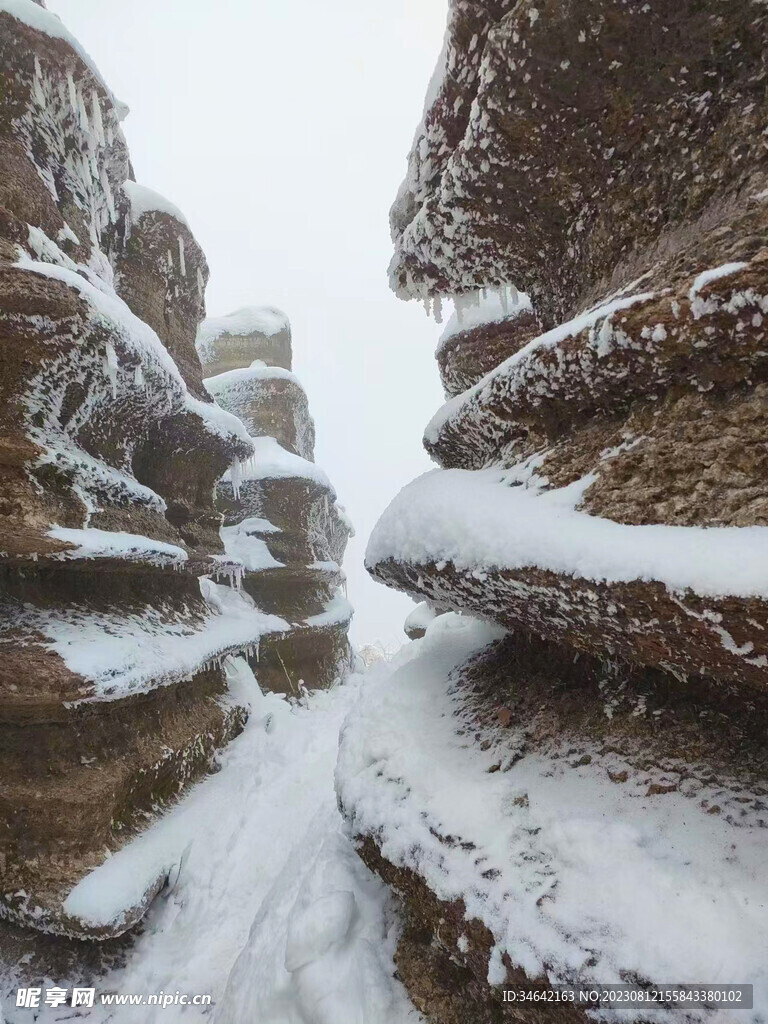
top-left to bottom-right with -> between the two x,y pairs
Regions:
0,0 -> 350,962
198,311 -> 353,695
340,1 -> 768,1018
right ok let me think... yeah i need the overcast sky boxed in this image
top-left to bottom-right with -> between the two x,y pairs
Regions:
49,0 -> 448,648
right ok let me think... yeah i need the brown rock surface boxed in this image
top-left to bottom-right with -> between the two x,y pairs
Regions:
196,306 -> 292,376
0,3 -> 270,946
199,310 -> 353,695
350,0 -> 768,1018
437,306 -> 541,398
389,0 -> 768,328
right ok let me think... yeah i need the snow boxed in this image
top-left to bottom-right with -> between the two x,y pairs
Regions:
334,501 -> 355,538
226,435 -> 332,492
47,526 -> 187,566
16,257 -> 254,450
404,601 -> 438,635
336,614 -> 768,1022
204,360 -> 302,394
366,467 -> 768,600
283,889 -> 357,973
218,808 -> 420,1024
26,579 -> 288,702
221,517 -> 284,573
122,180 -> 191,231
437,286 -> 532,350
303,592 -> 354,629
1,661 -> 421,1024
689,261 -> 747,298
425,290 -> 654,444
196,306 -> 290,363
0,0 -> 121,111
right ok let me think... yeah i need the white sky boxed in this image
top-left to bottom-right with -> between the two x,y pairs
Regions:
49,0 -> 448,649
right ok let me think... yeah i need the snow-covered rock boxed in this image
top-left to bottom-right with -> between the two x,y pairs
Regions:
1,662 -> 420,1024
199,309 -> 353,694
349,2 -> 768,1020
196,305 -> 291,376
388,0 -> 768,327
338,616 -> 768,1022
206,361 -> 316,460
0,0 -> 269,950
403,601 -> 441,640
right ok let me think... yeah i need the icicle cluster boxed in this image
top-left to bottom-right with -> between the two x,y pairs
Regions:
420,282 -> 521,325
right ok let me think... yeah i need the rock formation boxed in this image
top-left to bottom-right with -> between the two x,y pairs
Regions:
0,0 -> 350,963
339,1 -> 768,1019
198,310 -> 353,695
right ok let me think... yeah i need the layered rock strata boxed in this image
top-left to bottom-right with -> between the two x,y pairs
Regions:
198,312 -> 353,695
0,0 -> 288,946
344,0 -> 768,1018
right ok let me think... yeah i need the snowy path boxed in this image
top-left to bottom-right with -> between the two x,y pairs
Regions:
2,661 -> 420,1024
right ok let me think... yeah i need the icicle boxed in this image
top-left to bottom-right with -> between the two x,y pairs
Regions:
433,294 -> 443,324
76,87 -> 89,132
600,317 -> 612,342
32,58 -> 46,107
500,285 -> 509,316
103,343 -> 118,398
178,236 -> 186,276
91,90 -> 105,145
509,284 -> 519,307
134,364 -> 144,388
455,294 -> 466,326
67,73 -> 78,114
230,458 -> 243,501
196,266 -> 205,298
422,293 -> 431,317
100,167 -> 115,223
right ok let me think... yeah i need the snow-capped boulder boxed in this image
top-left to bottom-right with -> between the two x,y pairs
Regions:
206,362 -> 316,460
196,306 -> 292,376
403,601 -> 441,640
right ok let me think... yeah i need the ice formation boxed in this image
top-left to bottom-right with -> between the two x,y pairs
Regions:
340,1 -> 768,1020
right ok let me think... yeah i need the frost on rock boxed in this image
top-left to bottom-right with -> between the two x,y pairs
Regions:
350,0 -> 768,1020
435,287 -> 541,398
388,0 -> 768,328
199,308 -> 353,696
196,305 -> 292,376
205,361 -> 316,460
122,179 -> 191,231
337,616 -> 768,1022
0,2 -> 267,947
437,286 -> 531,348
